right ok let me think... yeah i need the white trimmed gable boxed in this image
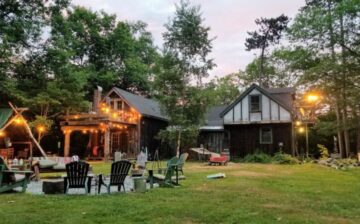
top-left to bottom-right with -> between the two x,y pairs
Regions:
222,85 -> 292,124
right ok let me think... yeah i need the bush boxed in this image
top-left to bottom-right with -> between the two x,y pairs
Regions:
272,152 -> 299,165
242,151 -> 272,163
317,144 -> 329,160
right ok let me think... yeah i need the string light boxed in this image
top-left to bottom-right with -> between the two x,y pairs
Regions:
37,126 -> 45,133
14,117 -> 23,125
298,127 -> 305,133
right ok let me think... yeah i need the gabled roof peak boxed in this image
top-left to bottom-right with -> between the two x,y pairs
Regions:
220,83 -> 294,117
104,87 -> 168,121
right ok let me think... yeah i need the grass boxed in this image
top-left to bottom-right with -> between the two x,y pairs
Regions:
1,162 -> 360,224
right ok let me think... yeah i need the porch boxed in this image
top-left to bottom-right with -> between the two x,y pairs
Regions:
60,113 -> 140,160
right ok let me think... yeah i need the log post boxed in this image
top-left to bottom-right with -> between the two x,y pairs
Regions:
64,131 -> 71,157
104,128 -> 110,161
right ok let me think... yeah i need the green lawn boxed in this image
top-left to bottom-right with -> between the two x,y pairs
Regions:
1,162 -> 360,224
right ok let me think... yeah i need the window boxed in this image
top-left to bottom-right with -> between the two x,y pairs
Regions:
260,127 -> 272,144
250,95 -> 261,112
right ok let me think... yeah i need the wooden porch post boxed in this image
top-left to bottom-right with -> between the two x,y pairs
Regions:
64,131 -> 71,157
104,128 -> 110,161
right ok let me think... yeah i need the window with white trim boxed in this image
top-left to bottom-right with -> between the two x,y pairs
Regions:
250,95 -> 261,112
260,127 -> 272,144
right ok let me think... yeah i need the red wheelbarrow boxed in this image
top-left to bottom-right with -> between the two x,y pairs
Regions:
209,156 -> 228,166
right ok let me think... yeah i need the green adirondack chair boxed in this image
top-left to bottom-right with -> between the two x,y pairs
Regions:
153,156 -> 179,187
177,153 -> 189,175
0,157 -> 32,193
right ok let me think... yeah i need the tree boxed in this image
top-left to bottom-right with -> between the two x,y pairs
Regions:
0,0 -> 48,105
155,0 -> 215,156
288,0 -> 360,158
48,6 -> 159,95
163,0 -> 215,86
205,73 -> 242,106
245,14 -> 289,87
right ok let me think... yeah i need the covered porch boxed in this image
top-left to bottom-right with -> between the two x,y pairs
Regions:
60,113 -> 140,160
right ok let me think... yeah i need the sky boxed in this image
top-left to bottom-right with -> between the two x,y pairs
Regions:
72,0 -> 305,79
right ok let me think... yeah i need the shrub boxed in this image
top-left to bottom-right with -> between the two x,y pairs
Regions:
243,151 -> 272,163
272,152 -> 299,165
317,144 -> 329,160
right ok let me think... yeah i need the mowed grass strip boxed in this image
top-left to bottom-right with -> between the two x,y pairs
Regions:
1,162 -> 360,224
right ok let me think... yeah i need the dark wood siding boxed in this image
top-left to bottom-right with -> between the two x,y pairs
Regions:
198,131 -> 229,153
199,131 -> 223,153
225,123 -> 292,158
140,117 -> 168,158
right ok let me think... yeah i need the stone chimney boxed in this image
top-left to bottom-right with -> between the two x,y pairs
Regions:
93,86 -> 103,113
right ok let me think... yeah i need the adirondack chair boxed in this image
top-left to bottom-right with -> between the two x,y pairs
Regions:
63,161 -> 92,194
98,160 -> 132,194
153,156 -> 179,187
177,153 -> 189,175
0,157 -> 32,193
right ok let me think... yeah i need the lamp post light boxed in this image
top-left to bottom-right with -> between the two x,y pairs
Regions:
296,92 -> 321,158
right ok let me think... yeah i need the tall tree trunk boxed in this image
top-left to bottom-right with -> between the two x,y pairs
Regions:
335,102 -> 344,157
327,0 -> 346,157
339,9 -> 351,158
342,110 -> 350,157
176,129 -> 181,157
259,46 -> 265,87
357,127 -> 360,162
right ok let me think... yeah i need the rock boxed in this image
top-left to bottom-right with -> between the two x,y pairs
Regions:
331,164 -> 338,169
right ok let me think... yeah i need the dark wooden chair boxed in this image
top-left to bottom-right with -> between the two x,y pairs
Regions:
0,157 -> 32,193
63,161 -> 92,194
98,160 -> 131,194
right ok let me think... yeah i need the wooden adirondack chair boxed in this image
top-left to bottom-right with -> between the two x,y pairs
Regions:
153,156 -> 179,187
0,157 -> 32,193
177,153 -> 189,175
63,161 -> 92,194
98,160 -> 132,194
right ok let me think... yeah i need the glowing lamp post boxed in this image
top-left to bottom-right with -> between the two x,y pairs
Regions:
298,92 -> 321,158
306,94 -> 319,103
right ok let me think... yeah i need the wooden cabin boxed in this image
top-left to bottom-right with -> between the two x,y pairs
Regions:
60,87 -> 168,160
200,84 -> 295,158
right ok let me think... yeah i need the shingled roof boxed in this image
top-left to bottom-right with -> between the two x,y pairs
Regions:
200,105 -> 227,130
111,88 -> 168,121
265,87 -> 295,110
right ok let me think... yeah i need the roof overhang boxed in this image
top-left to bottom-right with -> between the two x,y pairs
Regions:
199,125 -> 224,131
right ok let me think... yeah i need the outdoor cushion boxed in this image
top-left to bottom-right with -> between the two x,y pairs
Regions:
39,159 -> 57,168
